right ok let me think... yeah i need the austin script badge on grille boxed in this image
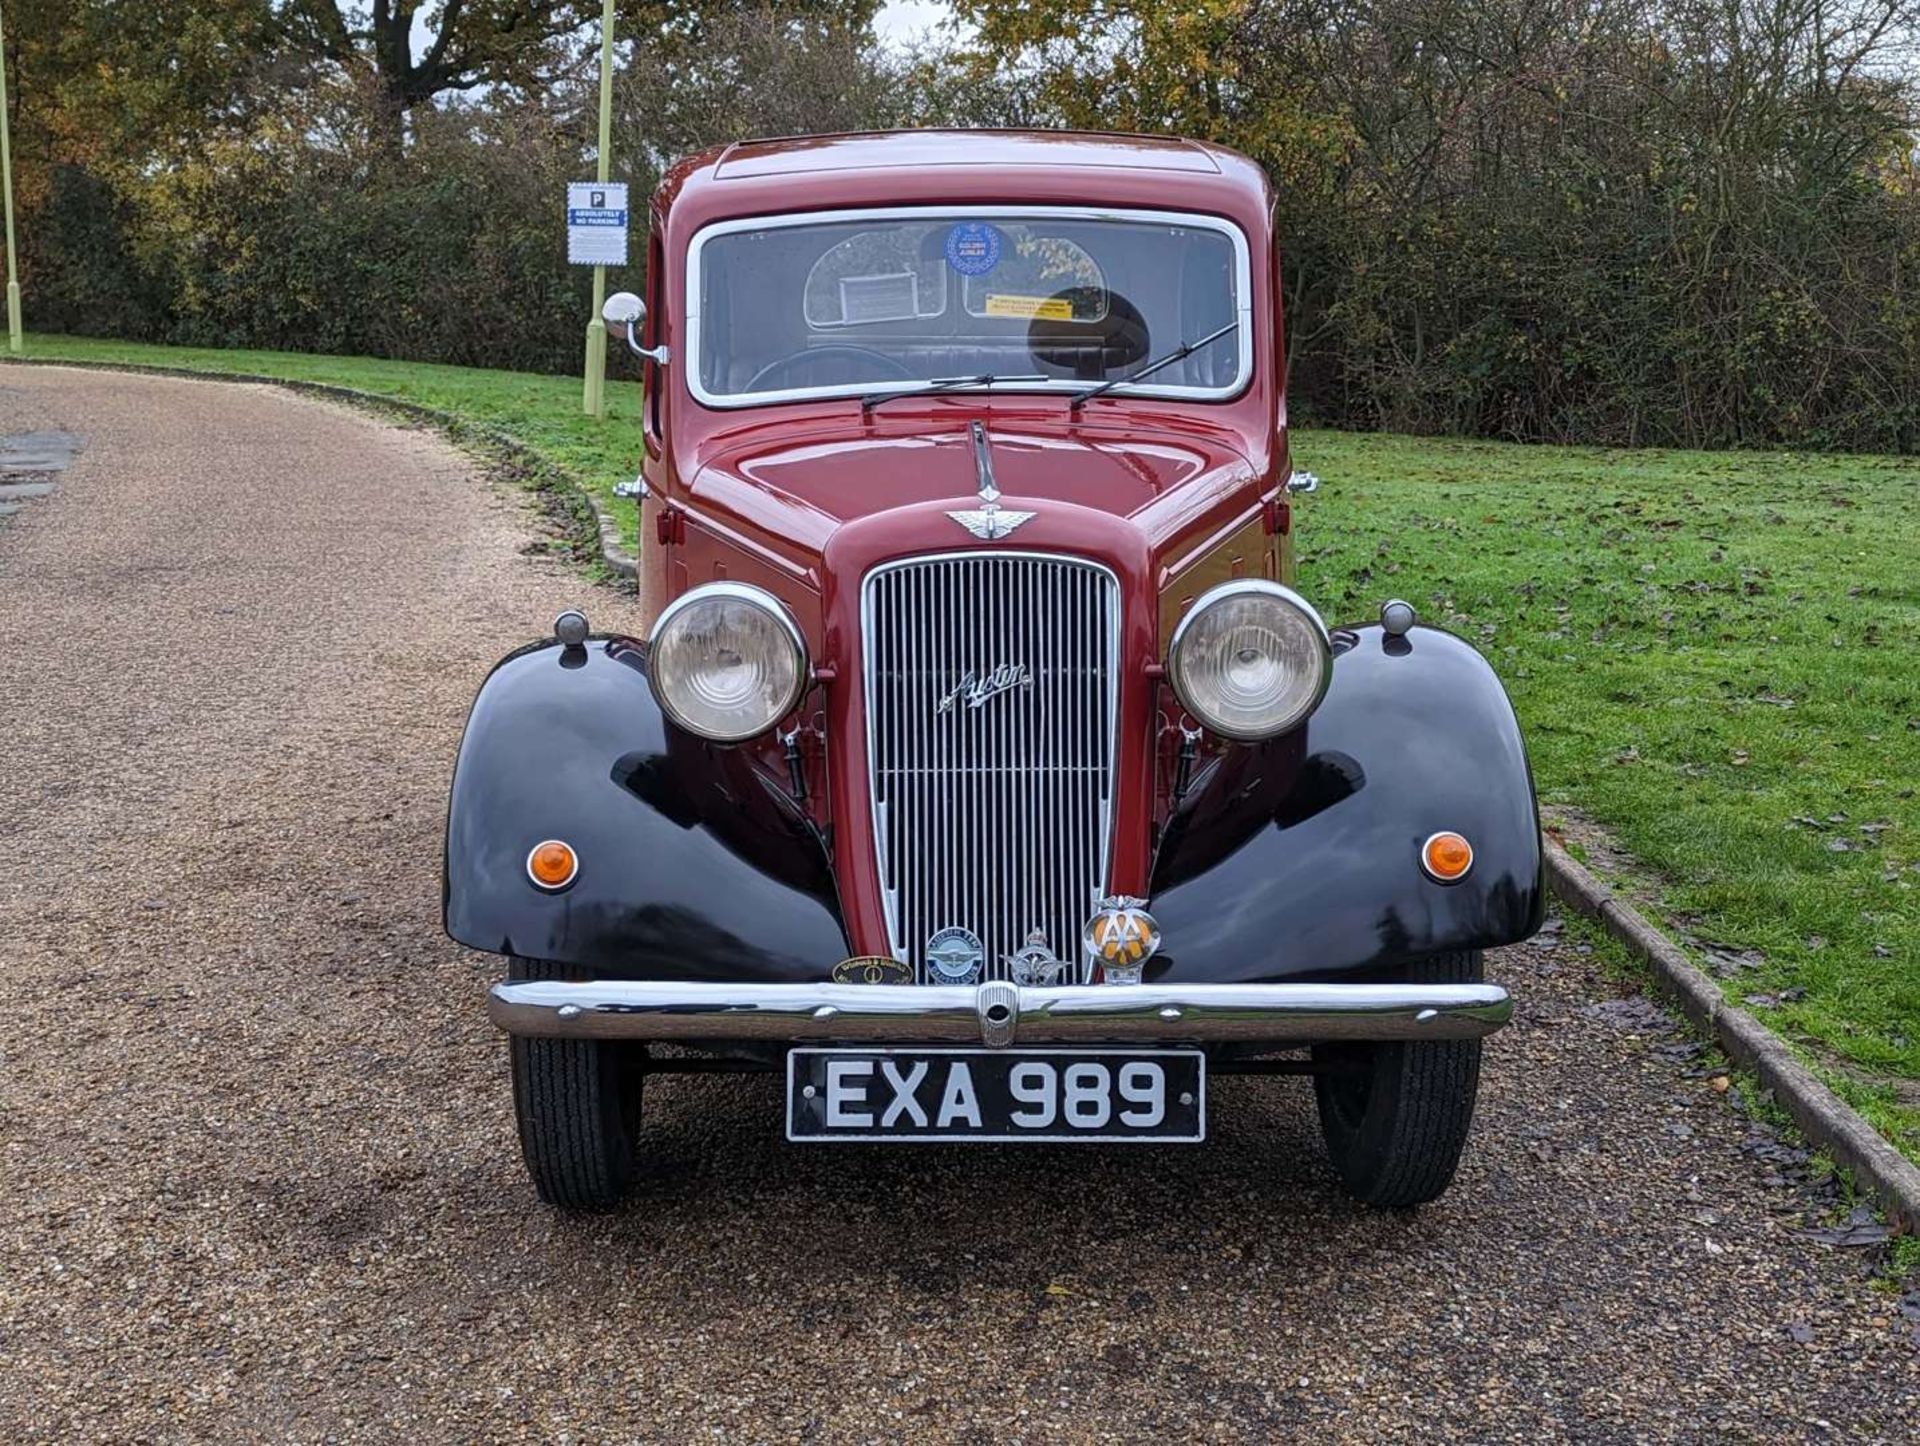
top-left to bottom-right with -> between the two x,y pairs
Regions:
935,662 -> 1032,714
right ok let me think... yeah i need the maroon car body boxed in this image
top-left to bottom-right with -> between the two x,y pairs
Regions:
446,132 -> 1544,1210
635,132 -> 1283,931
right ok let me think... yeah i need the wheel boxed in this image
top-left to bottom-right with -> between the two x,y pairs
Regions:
1312,950 -> 1485,1208
506,955 -> 645,1209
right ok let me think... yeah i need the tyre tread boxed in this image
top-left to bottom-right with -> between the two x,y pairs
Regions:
1314,949 -> 1484,1209
507,957 -> 640,1210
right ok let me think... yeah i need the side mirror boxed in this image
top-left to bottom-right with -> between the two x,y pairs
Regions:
603,291 -> 668,365
602,290 -> 644,338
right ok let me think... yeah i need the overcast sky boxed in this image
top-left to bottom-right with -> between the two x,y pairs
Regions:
875,1 -> 952,44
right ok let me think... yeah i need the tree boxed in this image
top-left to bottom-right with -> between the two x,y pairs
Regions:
277,1 -> 586,124
612,1 -> 899,166
950,0 -> 1250,138
5,1 -> 278,179
277,2 -> 881,131
957,0 -> 1920,447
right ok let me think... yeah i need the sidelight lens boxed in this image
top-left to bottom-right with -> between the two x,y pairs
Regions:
1421,831 -> 1474,882
649,583 -> 809,742
1167,581 -> 1330,741
527,839 -> 579,890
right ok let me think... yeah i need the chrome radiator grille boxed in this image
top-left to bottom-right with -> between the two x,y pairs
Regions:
863,553 -> 1120,984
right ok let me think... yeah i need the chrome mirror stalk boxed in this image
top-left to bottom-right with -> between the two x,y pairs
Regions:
602,290 -> 670,366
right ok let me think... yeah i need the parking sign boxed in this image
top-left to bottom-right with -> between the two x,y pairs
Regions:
567,182 -> 628,266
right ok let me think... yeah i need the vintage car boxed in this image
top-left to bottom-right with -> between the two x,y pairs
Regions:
445,131 -> 1544,1210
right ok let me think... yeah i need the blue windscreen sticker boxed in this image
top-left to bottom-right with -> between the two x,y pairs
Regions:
944,222 -> 1003,276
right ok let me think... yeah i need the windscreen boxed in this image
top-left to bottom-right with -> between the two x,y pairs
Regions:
689,210 -> 1248,405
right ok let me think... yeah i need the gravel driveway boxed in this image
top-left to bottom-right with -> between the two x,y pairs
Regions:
1,366 -> 1914,1442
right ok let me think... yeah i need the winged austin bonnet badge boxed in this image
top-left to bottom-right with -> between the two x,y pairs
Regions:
947,420 -> 1035,540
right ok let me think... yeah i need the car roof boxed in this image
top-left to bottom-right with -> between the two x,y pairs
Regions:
655,130 -> 1272,232
710,130 -> 1229,179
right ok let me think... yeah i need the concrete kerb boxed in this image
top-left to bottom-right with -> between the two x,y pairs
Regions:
1546,842 -> 1920,1230
1,356 -> 639,581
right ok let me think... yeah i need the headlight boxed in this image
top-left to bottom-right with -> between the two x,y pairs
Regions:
648,583 -> 809,742
1167,580 -> 1330,740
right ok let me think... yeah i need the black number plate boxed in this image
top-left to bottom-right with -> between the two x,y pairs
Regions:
786,1048 -> 1205,1143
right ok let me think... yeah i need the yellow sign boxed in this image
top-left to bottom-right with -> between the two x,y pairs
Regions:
984,294 -> 1074,322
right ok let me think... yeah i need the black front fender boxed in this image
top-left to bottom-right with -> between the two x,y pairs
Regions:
443,638 -> 850,978
1148,623 -> 1544,982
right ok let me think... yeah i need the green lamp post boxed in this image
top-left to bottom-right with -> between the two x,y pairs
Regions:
581,0 -> 616,417
0,0 -> 21,353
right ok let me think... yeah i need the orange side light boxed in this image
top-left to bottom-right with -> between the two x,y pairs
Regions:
527,839 -> 579,890
1421,831 -> 1474,883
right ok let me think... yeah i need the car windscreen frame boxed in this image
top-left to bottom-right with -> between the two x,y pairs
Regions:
683,205 -> 1257,411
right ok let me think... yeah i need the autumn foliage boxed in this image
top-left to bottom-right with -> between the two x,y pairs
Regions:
8,0 -> 1919,449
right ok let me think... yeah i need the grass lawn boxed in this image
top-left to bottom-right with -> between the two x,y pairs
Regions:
1300,431 -> 1919,1154
13,334 -> 1918,1159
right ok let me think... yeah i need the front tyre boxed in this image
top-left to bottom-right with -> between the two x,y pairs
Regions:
507,955 -> 644,1209
1312,950 -> 1485,1208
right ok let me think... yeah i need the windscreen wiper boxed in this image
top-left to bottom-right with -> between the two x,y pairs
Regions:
1068,320 -> 1241,411
860,373 -> 1049,413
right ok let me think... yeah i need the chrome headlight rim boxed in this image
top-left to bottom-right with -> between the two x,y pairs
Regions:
1167,579 -> 1332,742
648,581 -> 810,743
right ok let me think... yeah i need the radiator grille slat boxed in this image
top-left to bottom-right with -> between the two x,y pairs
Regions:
863,553 -> 1119,984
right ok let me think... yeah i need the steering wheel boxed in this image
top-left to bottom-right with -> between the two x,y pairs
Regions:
745,345 -> 915,392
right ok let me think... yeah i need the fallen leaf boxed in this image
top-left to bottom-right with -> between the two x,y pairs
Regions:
1801,1207 -> 1892,1248
1704,943 -> 1767,976
1582,997 -> 1673,1031
1709,1075 -> 1731,1093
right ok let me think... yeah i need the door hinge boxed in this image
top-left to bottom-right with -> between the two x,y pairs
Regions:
657,507 -> 687,546
1262,498 -> 1291,536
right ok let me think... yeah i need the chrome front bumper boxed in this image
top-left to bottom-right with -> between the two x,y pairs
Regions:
488,979 -> 1514,1049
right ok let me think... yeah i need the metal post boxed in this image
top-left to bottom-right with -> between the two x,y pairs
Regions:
0,1 -> 22,354
581,0 -> 616,416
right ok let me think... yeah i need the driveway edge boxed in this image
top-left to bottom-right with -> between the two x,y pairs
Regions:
1546,841 -> 1920,1228
1,356 -> 640,580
